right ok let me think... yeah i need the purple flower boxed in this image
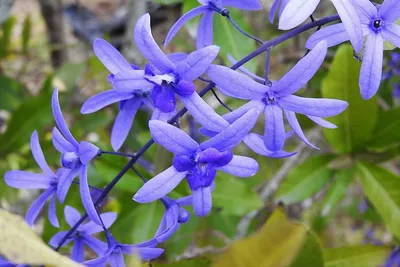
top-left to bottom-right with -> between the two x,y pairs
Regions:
0,256 -> 29,267
207,41 -> 348,151
133,109 -> 260,217
49,206 -> 115,262
385,247 -> 400,267
51,89 -> 102,225
306,0 -> 400,100
164,0 -> 262,49
279,0 -> 363,52
84,235 -> 163,266
269,0 -> 289,24
4,131 -> 62,227
154,195 -> 192,243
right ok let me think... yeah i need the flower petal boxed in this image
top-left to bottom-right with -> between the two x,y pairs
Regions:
264,105 -> 285,152
71,239 -> 85,262
78,142 -> 99,164
224,0 -> 263,10
284,110 -> 319,149
279,95 -> 348,117
137,247 -> 165,260
307,115 -> 337,128
272,41 -> 327,96
192,186 -> 212,217
57,165 -> 80,203
359,33 -> 383,100
149,120 -> 199,154
269,0 -> 281,23
93,38 -> 132,74
278,0 -> 320,30
82,235 -> 107,255
305,23 -> 350,49
180,93 -> 230,131
48,194 -> 60,228
64,205 -> 81,227
80,90 -> 133,114
207,65 -> 267,100
80,166 -> 102,225
112,70 -> 154,93
4,171 -> 51,189
382,22 -> 400,49
110,97 -> 142,151
151,108 -> 176,121
25,188 -> 54,226
176,45 -> 219,81
244,133 -> 297,158
49,231 -> 71,248
30,131 -> 54,176
176,195 -> 193,206
110,251 -> 125,266
200,108 -> 261,151
227,54 -> 264,82
164,6 -> 209,47
81,212 -> 117,235
52,128 -> 76,153
350,0 -> 376,23
133,166 -> 187,203
84,254 -> 109,267
197,11 -> 215,48
379,0 -> 400,22
52,89 -> 79,147
134,13 -> 175,73
217,155 -> 259,177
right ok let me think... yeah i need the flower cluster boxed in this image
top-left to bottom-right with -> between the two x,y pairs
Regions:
3,0 -> 399,265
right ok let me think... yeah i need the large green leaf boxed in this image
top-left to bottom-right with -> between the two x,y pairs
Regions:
21,14 -> 31,54
321,44 -> 378,153
367,107 -> 400,149
275,155 -> 334,204
323,245 -> 391,267
289,233 -> 324,267
0,75 -> 26,111
213,174 -> 263,216
0,16 -> 16,58
357,162 -> 400,239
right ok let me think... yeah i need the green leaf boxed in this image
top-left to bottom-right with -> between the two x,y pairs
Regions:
55,62 -> 86,91
214,9 -> 257,72
367,107 -> 400,149
0,75 -> 26,111
321,44 -> 378,153
323,245 -> 391,267
0,16 -> 16,58
357,162 -> 400,239
275,155 -> 334,204
213,174 -> 263,216
0,209 -> 83,267
21,14 -> 31,54
155,259 -> 211,267
321,168 -> 354,216
289,233 -> 324,267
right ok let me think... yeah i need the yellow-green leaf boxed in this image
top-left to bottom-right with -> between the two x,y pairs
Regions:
0,209 -> 83,267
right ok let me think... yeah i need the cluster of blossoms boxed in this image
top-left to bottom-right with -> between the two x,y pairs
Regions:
3,0 -> 400,266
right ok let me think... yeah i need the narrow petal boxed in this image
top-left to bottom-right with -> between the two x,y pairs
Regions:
192,186 -> 212,217
64,205 -> 81,227
133,166 -> 187,203
80,90 -> 132,114
278,0 -> 320,30
80,166 -> 102,225
155,213 -> 167,238
243,133 -> 297,158
112,71 -> 154,93
181,93 -> 230,132
264,105 -> 285,152
134,13 -> 175,73
78,142 -> 99,164
25,188 -> 54,226
359,33 -> 383,100
279,95 -> 348,117
137,247 -> 164,260
223,100 -> 265,124
272,41 -> 327,96
82,235 -> 107,255
57,165 -> 80,203
307,115 -> 337,128
81,212 -> 117,235
110,251 -> 125,266
330,0 -> 363,52
284,110 -> 319,149
382,22 -> 400,48
227,54 -> 264,82
350,0 -> 376,23
269,0 -> 281,23
151,108 -> 175,121
52,128 -> 75,153
49,231 -> 71,248
305,23 -> 350,49
52,89 -> 78,147
71,239 -> 85,262
207,65 -> 266,100
224,0 -> 263,10
196,11 -> 215,49
176,45 -> 219,81
93,38 -> 132,74
167,52 -> 187,64
4,171 -> 51,189
217,155 -> 259,177
164,6 -> 209,47
84,254 -> 109,267
176,195 -> 193,206
111,97 -> 142,151
200,108 -> 261,151
30,131 -> 54,176
48,194 -> 60,228
379,0 -> 400,22
149,120 -> 199,154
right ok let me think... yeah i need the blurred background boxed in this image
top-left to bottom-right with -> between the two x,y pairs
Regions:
0,0 -> 399,266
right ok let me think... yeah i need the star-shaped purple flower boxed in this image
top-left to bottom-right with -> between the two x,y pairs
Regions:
51,89 -> 102,225
0,256 -> 28,267
278,0 -> 363,52
49,206 -> 116,262
5,131 -> 62,227
385,247 -> 400,267
207,41 -> 348,152
165,0 -> 262,49
133,109 -> 260,217
306,0 -> 400,100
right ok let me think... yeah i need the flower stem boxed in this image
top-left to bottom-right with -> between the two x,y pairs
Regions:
99,150 -> 136,158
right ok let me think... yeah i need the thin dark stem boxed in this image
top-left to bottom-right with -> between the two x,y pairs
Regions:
72,181 -> 103,192
305,15 -> 323,56
99,150 -> 136,158
55,14 -> 340,251
225,15 -> 264,45
211,88 -> 233,112
264,48 -> 272,86
131,166 -> 147,183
